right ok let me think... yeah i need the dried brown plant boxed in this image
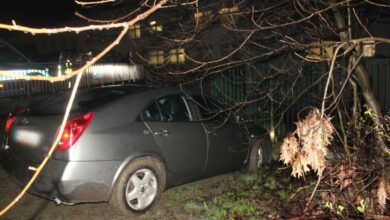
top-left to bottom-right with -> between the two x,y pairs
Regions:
280,108 -> 334,178
336,164 -> 357,190
377,177 -> 387,211
280,133 -> 299,165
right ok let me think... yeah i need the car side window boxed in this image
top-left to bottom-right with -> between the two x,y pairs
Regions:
141,101 -> 162,122
192,95 -> 229,122
157,95 -> 191,122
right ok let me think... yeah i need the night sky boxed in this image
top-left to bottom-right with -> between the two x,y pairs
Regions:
0,1 -> 79,27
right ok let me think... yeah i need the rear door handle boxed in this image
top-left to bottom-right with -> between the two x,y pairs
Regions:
154,129 -> 169,137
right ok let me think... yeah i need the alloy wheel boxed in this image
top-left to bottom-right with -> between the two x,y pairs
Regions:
125,168 -> 158,210
257,147 -> 263,168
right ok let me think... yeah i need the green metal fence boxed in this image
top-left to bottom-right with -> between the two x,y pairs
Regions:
208,59 -> 390,140
365,58 -> 390,113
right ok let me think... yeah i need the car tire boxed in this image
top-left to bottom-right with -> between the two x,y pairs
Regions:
246,137 -> 272,172
109,156 -> 166,216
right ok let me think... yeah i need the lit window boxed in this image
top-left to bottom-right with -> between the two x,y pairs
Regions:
169,48 -> 185,64
128,23 -> 141,39
219,6 -> 239,14
149,50 -> 164,65
194,10 -> 212,19
149,20 -> 163,32
219,6 -> 239,24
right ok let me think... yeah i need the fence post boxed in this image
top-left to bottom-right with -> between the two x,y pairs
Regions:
87,72 -> 91,88
26,81 -> 31,97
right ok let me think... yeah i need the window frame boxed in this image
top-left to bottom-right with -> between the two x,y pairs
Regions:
190,94 -> 234,123
140,100 -> 163,122
148,50 -> 164,65
149,20 -> 163,32
128,23 -> 141,39
156,94 -> 193,122
140,93 -> 196,123
169,48 -> 185,64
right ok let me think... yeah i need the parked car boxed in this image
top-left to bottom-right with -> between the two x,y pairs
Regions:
0,85 -> 271,216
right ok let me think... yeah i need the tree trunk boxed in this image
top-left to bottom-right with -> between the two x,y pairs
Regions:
332,6 -> 390,214
333,7 -> 386,151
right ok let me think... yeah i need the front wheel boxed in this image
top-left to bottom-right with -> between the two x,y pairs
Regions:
109,156 -> 166,216
246,137 -> 272,172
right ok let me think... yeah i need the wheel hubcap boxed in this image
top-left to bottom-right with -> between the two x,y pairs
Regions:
257,147 -> 263,168
125,168 -> 158,210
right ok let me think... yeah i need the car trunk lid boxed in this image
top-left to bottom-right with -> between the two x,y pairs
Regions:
7,114 -> 63,162
4,86 -> 144,161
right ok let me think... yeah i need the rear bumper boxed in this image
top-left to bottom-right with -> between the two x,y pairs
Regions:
1,152 -> 121,204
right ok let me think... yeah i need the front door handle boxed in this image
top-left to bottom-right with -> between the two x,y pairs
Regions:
154,129 -> 169,137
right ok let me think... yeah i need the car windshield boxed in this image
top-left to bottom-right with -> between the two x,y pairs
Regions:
27,86 -> 142,115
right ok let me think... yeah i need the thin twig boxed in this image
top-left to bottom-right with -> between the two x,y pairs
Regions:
0,0 -> 168,216
320,42 -> 346,118
0,71 -> 83,217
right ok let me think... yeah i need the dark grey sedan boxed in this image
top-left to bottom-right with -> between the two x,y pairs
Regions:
1,85 -> 271,216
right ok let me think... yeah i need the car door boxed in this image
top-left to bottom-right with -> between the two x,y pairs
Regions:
191,95 -> 248,174
142,94 -> 207,179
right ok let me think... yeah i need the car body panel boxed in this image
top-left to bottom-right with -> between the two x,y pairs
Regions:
1,152 -> 121,202
0,86 -> 269,204
203,121 -> 248,175
145,121 -> 207,178
8,115 -> 62,161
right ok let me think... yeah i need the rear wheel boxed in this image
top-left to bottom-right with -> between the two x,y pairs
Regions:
110,157 -> 166,216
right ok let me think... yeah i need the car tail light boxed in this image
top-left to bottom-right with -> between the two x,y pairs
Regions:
5,114 -> 15,137
5,108 -> 26,137
55,112 -> 94,151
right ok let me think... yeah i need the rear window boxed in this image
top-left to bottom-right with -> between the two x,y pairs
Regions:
27,86 -> 141,115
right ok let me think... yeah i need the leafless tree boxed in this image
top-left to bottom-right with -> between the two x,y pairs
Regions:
119,0 -> 390,217
1,0 -> 390,217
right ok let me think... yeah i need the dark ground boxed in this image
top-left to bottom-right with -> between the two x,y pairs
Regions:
0,163 -> 306,220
